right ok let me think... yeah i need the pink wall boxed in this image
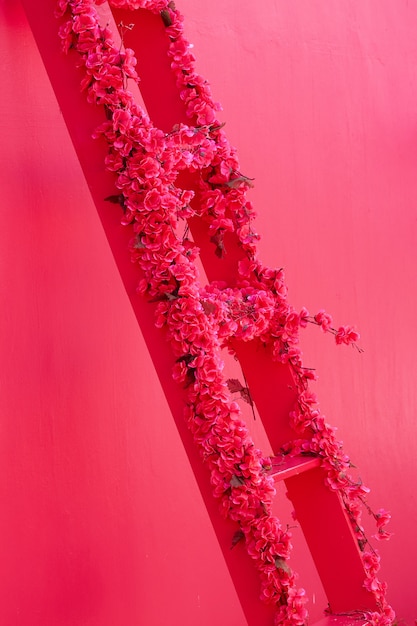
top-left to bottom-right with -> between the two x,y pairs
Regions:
1,0 -> 416,624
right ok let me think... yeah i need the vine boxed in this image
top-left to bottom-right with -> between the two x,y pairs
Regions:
56,0 -> 395,623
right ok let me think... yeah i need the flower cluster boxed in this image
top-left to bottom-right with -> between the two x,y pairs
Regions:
200,283 -> 276,342
56,0 -> 394,623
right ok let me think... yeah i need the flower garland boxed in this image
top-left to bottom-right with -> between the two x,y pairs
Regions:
56,0 -> 395,623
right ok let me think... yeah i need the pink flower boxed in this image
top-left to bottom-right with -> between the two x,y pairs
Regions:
209,217 -> 234,233
364,609 -> 396,626
168,38 -> 192,63
58,20 -> 73,54
54,0 -> 69,18
104,151 -> 124,172
314,309 -> 333,332
143,189 -> 162,211
133,156 -> 160,179
362,550 -> 381,576
186,98 -> 217,125
72,12 -> 97,34
299,307 -> 309,328
335,325 -> 360,345
286,587 -> 308,625
112,108 -> 132,134
373,528 -> 393,541
120,48 -> 138,80
375,508 -> 391,529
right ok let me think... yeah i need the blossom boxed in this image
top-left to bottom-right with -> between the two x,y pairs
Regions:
375,508 -> 391,529
143,188 -> 162,211
72,11 -> 97,34
58,19 -> 74,53
362,550 -> 381,576
335,325 -> 360,345
298,307 -> 309,328
55,0 -> 69,17
314,309 -> 333,332
136,156 -> 160,179
364,609 -> 396,626
286,587 -> 308,625
120,47 -> 139,79
112,108 -> 133,134
373,528 -> 393,541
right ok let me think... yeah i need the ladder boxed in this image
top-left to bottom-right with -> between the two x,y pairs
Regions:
21,2 -> 383,623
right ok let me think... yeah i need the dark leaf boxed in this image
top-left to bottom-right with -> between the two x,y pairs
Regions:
201,300 -> 217,315
210,232 -> 226,258
240,387 -> 253,406
209,121 -> 226,133
230,474 -> 245,488
149,280 -> 179,302
275,558 -> 291,575
148,295 -> 168,303
176,354 -> 193,365
230,529 -> 245,549
184,367 -> 196,387
160,9 -> 172,26
226,378 -> 244,394
133,237 -> 145,249
104,194 -> 124,205
225,175 -> 255,189
358,539 -> 367,552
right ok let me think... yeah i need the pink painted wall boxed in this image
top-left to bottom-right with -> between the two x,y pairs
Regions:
0,0 -> 416,624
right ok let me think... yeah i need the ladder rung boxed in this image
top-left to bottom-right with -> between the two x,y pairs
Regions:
314,616 -> 369,625
268,454 -> 321,481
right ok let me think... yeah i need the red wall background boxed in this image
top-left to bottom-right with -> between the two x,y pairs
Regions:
1,1 -> 416,624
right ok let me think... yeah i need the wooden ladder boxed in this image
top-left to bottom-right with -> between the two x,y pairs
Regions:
22,2 -> 379,624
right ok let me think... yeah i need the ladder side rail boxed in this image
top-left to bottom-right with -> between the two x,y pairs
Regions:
284,469 -> 378,613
